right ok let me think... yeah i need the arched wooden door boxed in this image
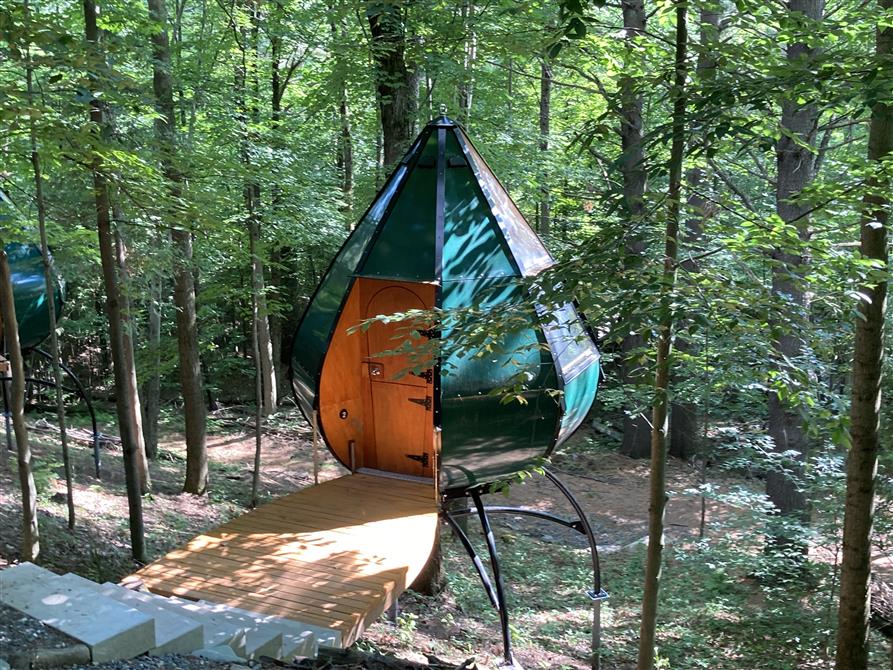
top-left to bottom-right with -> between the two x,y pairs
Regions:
362,281 -> 435,478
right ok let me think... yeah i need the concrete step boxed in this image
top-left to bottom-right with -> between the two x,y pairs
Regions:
56,574 -> 204,656
195,601 -> 321,660
167,597 -> 282,660
127,592 -> 248,657
199,600 -> 339,650
0,563 -> 155,663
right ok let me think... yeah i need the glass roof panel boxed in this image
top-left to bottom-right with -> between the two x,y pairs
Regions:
359,133 -> 437,281
442,132 -> 517,285
455,129 -> 554,277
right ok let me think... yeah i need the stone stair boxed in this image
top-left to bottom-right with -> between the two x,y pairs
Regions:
0,563 -> 320,664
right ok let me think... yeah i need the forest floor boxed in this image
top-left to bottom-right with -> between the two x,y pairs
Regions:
0,405 -> 876,669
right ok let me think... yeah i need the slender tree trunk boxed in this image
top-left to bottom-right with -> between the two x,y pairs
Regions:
250,222 -> 263,509
669,4 -> 721,460
241,0 -> 276,416
834,3 -> 892,667
24,4 -> 75,529
368,0 -> 419,166
458,0 -> 476,126
269,2 -> 287,393
113,215 -> 150,492
142,278 -> 161,458
329,7 -> 354,224
766,0 -> 824,548
637,3 -> 687,668
619,0 -> 651,459
146,0 -> 208,493
83,0 -> 146,562
538,58 -> 552,239
0,251 -> 40,561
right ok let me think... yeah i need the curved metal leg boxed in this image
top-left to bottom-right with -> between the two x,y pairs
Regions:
442,510 -> 500,609
32,348 -> 101,478
470,489 -> 515,668
543,468 -> 605,599
543,468 -> 607,670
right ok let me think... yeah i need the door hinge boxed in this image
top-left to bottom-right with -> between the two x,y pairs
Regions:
408,395 -> 432,411
416,328 -> 440,340
406,452 -> 430,467
412,369 -> 433,383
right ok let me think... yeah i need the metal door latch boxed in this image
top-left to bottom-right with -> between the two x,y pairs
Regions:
406,452 -> 430,467
408,396 -> 432,411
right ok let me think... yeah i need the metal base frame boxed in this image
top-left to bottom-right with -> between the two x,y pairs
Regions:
443,468 -> 608,669
2,347 -> 101,478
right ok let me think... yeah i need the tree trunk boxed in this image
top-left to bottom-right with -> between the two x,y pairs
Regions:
24,6 -> 75,528
457,0 -> 476,127
146,0 -> 208,494
250,221 -> 263,509
329,8 -> 354,224
538,58 -> 552,239
0,251 -> 40,561
269,2 -> 287,392
113,217 -> 150,492
241,0 -> 277,416
637,3 -> 686,668
834,3 -> 891,666
141,276 -> 162,458
618,0 -> 651,460
766,0 -> 824,548
368,1 -> 419,167
668,4 -> 721,460
83,0 -> 146,562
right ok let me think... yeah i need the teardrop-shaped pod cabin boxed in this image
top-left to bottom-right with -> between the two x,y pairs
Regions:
290,117 -> 599,493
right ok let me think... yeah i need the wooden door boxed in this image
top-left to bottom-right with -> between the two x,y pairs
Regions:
363,282 -> 435,477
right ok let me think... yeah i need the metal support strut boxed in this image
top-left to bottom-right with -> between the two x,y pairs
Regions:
444,468 -> 608,670
470,488 -> 515,667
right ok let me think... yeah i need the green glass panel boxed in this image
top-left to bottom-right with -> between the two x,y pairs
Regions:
290,165 -> 409,414
441,280 -> 547,393
440,382 -> 560,492
441,279 -> 559,491
442,132 -> 516,285
5,244 -> 65,351
360,133 -> 438,281
556,360 -> 599,446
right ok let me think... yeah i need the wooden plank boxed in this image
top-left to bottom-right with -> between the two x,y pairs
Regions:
138,561 -> 391,612
155,543 -> 402,584
142,542 -> 403,588
133,473 -> 438,648
139,555 -> 400,607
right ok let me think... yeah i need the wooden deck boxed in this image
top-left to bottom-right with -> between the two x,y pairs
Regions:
132,473 -> 439,647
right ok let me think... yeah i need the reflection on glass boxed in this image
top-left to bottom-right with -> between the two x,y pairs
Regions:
455,130 -> 554,277
540,302 -> 600,383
